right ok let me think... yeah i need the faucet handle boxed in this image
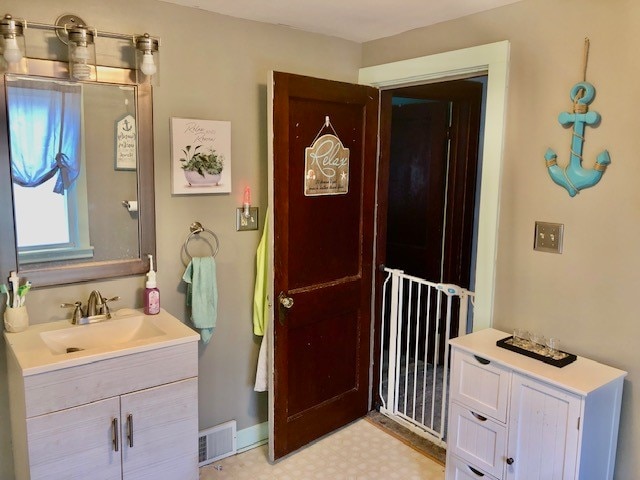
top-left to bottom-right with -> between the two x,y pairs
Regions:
61,301 -> 84,324
102,296 -> 120,319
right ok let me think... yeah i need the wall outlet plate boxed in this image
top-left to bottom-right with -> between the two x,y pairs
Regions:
534,221 -> 563,254
236,207 -> 259,231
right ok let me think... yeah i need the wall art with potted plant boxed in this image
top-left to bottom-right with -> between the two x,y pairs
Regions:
170,117 -> 231,194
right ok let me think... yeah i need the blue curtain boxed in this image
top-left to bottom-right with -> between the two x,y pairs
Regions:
7,79 -> 81,194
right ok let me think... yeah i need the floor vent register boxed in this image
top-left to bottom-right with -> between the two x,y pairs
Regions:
199,420 -> 237,467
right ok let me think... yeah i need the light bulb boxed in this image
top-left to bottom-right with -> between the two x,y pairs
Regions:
243,187 -> 251,217
140,52 -> 156,76
70,44 -> 91,80
73,44 -> 90,61
3,36 -> 22,64
72,62 -> 91,80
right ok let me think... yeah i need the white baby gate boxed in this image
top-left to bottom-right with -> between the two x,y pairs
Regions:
379,268 -> 474,447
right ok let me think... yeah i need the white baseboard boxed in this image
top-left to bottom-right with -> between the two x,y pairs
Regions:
236,421 -> 268,453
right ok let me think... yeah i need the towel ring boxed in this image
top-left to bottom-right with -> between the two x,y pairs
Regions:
184,222 -> 219,259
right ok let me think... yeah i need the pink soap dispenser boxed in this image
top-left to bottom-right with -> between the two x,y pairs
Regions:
144,254 -> 160,315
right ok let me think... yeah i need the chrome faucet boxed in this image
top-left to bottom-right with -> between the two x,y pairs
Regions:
87,290 -> 106,317
61,291 -> 120,325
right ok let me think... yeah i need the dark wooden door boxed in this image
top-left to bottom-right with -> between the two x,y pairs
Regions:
386,100 -> 450,281
385,80 -> 482,288
271,72 -> 378,460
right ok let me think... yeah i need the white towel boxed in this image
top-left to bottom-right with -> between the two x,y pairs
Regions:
254,331 -> 268,392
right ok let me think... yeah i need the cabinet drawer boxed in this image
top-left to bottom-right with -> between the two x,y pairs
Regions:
450,349 -> 510,422
23,342 -> 197,417
448,401 -> 507,478
446,453 -> 499,480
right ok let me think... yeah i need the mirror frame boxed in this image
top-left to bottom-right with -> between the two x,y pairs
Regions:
0,59 -> 156,287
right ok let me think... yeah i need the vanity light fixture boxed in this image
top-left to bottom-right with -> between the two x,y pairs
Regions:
67,25 -> 96,81
0,14 -> 27,73
135,33 -> 160,85
1,12 -> 160,84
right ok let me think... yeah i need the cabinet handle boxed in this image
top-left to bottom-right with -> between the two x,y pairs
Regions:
127,414 -> 134,448
467,465 -> 485,477
506,457 -> 515,465
112,418 -> 119,452
473,355 -> 490,365
471,411 -> 487,422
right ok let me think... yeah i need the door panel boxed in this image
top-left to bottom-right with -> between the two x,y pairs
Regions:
26,397 -> 121,480
271,71 -> 378,460
121,378 -> 198,480
506,374 -> 581,480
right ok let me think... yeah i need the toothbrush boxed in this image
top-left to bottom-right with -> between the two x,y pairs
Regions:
17,281 -> 31,307
0,284 -> 9,308
9,271 -> 19,308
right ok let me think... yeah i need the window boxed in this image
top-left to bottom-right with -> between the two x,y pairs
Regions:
7,77 -> 93,264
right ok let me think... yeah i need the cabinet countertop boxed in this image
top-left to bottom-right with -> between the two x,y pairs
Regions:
4,308 -> 199,376
450,328 -> 627,396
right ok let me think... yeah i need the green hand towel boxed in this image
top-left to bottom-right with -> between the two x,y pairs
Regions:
253,213 -> 269,336
183,256 -> 218,344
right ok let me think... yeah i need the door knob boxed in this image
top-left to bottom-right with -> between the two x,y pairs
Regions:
506,457 -> 515,465
278,292 -> 294,309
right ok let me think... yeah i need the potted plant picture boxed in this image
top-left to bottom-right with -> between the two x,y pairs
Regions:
170,118 -> 231,194
180,145 -> 224,186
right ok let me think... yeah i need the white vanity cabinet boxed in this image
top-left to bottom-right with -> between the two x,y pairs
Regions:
6,317 -> 199,480
446,328 -> 626,480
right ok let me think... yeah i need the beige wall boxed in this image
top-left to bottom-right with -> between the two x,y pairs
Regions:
0,1 -> 361,478
363,0 -> 639,478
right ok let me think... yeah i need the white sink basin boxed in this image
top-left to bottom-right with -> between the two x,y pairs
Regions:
3,308 -> 200,375
40,315 -> 166,355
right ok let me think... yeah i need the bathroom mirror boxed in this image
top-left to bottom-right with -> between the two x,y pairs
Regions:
0,59 -> 155,287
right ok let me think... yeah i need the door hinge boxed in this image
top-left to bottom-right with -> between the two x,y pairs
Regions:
577,417 -> 581,430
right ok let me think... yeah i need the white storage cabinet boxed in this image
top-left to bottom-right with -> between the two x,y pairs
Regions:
7,342 -> 199,480
446,328 -> 626,480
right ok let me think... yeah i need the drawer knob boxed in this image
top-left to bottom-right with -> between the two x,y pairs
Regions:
473,355 -> 490,365
506,457 -> 515,465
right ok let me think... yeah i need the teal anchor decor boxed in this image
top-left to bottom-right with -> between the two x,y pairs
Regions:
545,39 -> 610,197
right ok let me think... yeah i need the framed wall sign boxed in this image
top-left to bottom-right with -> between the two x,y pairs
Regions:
115,114 -> 137,170
170,117 -> 232,194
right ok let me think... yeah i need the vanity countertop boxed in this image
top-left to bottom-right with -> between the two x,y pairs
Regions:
4,308 -> 199,376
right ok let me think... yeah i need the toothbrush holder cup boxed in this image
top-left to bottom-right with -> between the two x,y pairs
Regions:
4,306 -> 29,333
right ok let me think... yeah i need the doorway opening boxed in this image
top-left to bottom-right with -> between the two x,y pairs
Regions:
375,76 -> 487,446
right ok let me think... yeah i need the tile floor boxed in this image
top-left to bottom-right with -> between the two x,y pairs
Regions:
199,419 -> 445,480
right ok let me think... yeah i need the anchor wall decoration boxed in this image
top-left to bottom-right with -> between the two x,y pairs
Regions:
545,38 -> 610,197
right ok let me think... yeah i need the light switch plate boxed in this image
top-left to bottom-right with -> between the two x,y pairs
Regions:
236,207 -> 259,231
534,221 -> 563,253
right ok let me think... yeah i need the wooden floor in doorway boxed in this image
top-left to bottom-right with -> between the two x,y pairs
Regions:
366,410 -> 446,466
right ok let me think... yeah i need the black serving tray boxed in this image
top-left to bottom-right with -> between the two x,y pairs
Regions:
496,336 -> 577,368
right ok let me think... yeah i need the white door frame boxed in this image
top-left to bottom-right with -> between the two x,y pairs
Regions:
359,40 -> 510,331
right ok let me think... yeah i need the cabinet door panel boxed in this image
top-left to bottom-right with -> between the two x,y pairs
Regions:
506,374 -> 581,480
26,397 -> 121,480
121,377 -> 198,480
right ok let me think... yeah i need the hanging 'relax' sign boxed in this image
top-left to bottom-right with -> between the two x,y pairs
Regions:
304,116 -> 350,196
